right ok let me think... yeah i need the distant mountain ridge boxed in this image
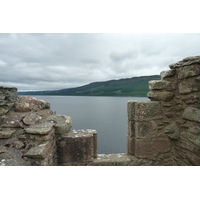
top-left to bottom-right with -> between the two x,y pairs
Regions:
19,75 -> 160,97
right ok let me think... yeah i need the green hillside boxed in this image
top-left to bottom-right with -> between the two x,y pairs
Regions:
19,75 -> 160,97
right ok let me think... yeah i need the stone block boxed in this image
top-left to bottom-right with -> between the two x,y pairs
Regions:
148,80 -> 171,90
164,121 -> 180,140
182,94 -> 200,104
0,86 -> 18,106
25,122 -> 54,135
27,128 -> 55,141
127,101 -> 136,121
187,126 -> 200,147
178,79 -> 200,94
13,141 -> 25,149
0,105 -> 13,116
196,76 -> 200,82
47,115 -> 72,135
0,130 -> 15,139
2,112 -> 25,128
147,90 -> 175,101
57,129 -> 96,164
130,101 -> 163,121
128,120 -> 135,137
23,142 -> 51,159
135,121 -> 158,138
160,69 -> 175,79
134,138 -> 171,159
23,112 -> 42,125
177,65 -> 200,79
169,56 -> 200,69
71,129 -> 97,158
182,107 -> 200,123
15,96 -> 50,112
91,153 -> 132,166
127,135 -> 135,155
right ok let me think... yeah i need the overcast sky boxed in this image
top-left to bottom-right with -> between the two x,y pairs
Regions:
0,33 -> 200,91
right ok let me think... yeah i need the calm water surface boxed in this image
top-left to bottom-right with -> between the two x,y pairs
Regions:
29,96 -> 148,154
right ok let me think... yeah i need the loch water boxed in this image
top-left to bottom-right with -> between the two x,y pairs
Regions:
28,95 -> 149,154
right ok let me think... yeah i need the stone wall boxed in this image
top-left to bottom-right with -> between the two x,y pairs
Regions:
127,56 -> 200,165
0,56 -> 200,166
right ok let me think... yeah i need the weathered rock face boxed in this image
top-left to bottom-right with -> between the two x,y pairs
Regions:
0,87 -> 100,166
0,88 -> 73,166
128,55 -> 200,166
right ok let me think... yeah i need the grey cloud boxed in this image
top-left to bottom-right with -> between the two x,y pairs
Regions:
80,58 -> 100,64
0,33 -> 200,91
109,50 -> 138,62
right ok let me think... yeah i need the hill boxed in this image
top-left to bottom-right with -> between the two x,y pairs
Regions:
18,75 -> 160,97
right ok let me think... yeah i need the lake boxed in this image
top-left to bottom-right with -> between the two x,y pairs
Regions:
28,95 -> 149,154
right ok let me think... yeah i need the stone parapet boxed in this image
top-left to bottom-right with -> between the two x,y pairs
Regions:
0,92 -> 72,166
57,129 -> 97,165
127,55 -> 200,165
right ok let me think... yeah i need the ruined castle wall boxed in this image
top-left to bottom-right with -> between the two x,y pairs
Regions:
0,88 -> 73,166
1,56 -> 200,166
127,56 -> 200,165
0,86 -> 97,166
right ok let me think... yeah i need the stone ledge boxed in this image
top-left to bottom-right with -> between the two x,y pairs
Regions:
169,56 -> 200,69
147,90 -> 175,101
60,154 -> 139,166
0,130 -> 16,139
23,142 -> 51,159
25,122 -> 54,135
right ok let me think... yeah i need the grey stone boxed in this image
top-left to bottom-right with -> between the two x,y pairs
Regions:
137,101 -> 163,120
23,112 -> 42,125
147,90 -> 175,101
25,122 -> 54,135
47,115 -> 72,135
135,121 -> 159,139
0,130 -> 15,139
177,65 -> 200,80
160,69 -> 175,79
0,85 -> 18,106
2,112 -> 25,128
179,80 -> 200,94
169,56 -> 200,69
148,80 -> 170,90
15,96 -> 50,112
90,153 -> 132,166
187,126 -> 200,147
0,147 -> 7,154
13,141 -> 25,149
0,158 -> 19,166
196,76 -> 200,82
182,107 -> 200,123
23,142 -> 51,159
57,129 -> 96,164
0,105 -> 13,116
164,122 -> 180,140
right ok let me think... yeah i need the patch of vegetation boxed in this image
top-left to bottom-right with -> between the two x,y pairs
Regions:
19,75 -> 160,97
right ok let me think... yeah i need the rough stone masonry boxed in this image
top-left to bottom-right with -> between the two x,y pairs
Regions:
0,56 -> 200,166
128,56 -> 200,165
